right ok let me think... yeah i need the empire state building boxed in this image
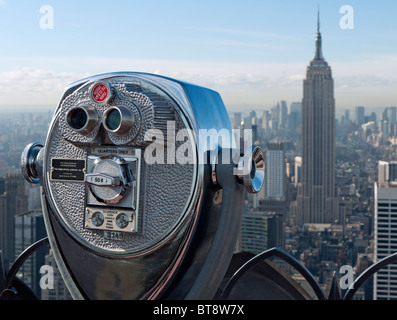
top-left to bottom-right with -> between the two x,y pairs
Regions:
298,13 -> 339,224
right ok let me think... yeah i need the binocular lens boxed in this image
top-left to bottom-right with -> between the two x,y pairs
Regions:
66,106 -> 98,135
67,107 -> 88,130
103,106 -> 134,136
105,108 -> 121,131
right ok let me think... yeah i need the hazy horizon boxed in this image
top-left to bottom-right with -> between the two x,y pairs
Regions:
0,103 -> 390,121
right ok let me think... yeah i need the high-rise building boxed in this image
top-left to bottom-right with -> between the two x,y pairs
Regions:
374,161 -> 397,299
0,171 -> 28,268
378,161 -> 397,184
262,111 -> 270,132
252,124 -> 258,144
386,107 -> 397,124
0,177 -> 5,195
280,100 -> 288,128
264,142 -> 286,200
345,109 -> 350,125
14,210 -> 47,298
355,106 -> 365,126
240,210 -> 284,254
298,12 -> 338,224
233,112 -> 242,129
290,102 -> 302,114
288,102 -> 302,131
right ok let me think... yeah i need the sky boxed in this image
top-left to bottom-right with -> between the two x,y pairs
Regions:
0,0 -> 397,115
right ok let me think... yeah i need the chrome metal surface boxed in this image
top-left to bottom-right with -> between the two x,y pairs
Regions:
20,142 -> 43,184
45,75 -> 198,257
89,81 -> 113,105
84,206 -> 137,233
25,72 -> 243,300
103,105 -> 135,136
40,187 -> 84,300
65,105 -> 99,135
86,155 -> 135,205
86,173 -> 121,187
236,145 -> 265,194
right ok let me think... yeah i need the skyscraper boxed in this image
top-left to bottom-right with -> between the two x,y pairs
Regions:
374,161 -> 397,299
240,210 -> 284,254
298,11 -> 338,224
355,106 -> 365,126
264,142 -> 286,200
279,100 -> 288,129
14,210 -> 47,298
0,171 -> 28,268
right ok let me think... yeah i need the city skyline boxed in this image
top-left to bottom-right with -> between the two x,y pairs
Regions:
0,1 -> 397,113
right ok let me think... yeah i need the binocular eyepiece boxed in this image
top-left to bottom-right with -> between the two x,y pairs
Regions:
66,105 -> 99,135
21,72 -> 264,300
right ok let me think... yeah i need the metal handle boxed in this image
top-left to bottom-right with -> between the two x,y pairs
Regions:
86,173 -> 121,187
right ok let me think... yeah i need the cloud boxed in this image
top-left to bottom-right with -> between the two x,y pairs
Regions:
0,68 -> 90,105
330,55 -> 397,107
1,54 -> 397,110
0,57 -> 306,106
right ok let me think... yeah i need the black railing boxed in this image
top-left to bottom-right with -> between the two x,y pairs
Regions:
0,237 -> 49,300
219,247 -> 397,300
2,240 -> 397,300
220,247 -> 326,300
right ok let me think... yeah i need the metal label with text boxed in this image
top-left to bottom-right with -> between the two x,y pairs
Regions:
84,206 -> 137,234
51,158 -> 86,182
103,231 -> 125,241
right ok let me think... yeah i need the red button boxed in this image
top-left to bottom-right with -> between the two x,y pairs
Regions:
92,84 -> 108,103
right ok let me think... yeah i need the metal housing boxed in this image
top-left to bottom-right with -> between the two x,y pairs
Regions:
32,72 -> 247,300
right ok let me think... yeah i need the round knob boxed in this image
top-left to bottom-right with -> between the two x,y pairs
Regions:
20,142 -> 43,184
237,146 -> 265,194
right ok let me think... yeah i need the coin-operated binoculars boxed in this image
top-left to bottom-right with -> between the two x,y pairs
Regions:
21,72 -> 264,300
